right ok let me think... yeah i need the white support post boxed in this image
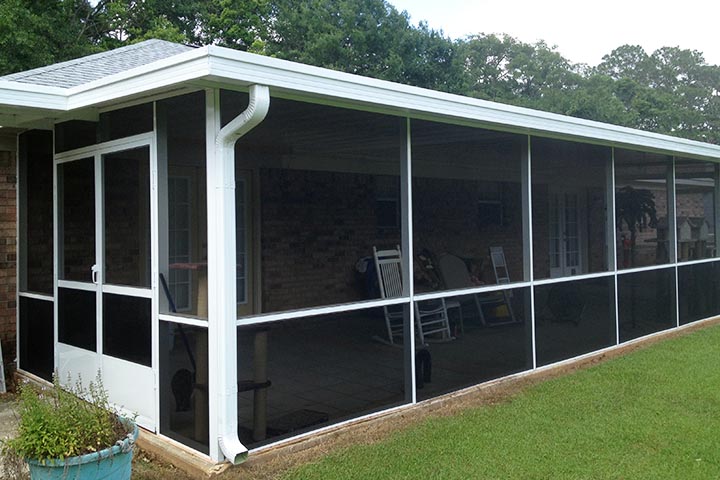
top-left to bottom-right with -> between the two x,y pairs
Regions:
609,148 -> 620,345
522,136 -> 536,369
151,103 -> 163,434
94,152 -> 104,361
400,118 -> 416,404
16,133 -> 26,373
205,89 -> 223,462
669,158 -> 679,327
52,131 -> 60,373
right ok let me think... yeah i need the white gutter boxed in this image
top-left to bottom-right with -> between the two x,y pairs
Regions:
0,81 -> 67,110
205,46 -> 720,161
212,84 -> 269,464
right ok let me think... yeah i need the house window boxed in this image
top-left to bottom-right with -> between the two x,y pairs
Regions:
169,176 -> 192,312
531,137 -> 611,280
375,176 -> 400,229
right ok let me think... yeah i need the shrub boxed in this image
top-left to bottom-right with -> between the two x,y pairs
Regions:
4,372 -> 128,462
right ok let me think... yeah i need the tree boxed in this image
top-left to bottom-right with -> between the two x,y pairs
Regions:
0,0 -> 99,75
535,74 -> 638,126
0,0 -> 717,145
458,34 -> 584,114
264,0 -> 460,90
596,44 -> 720,143
457,34 -> 518,102
596,44 -> 651,82
92,0 -> 270,50
392,21 -> 463,92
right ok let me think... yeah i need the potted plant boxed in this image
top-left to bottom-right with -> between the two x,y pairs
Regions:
2,372 -> 138,480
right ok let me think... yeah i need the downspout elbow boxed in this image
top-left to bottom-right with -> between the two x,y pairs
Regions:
217,84 -> 270,150
219,436 -> 248,465
216,83 -> 270,465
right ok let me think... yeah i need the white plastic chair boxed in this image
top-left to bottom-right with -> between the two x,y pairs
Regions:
437,250 -> 516,326
487,246 -> 516,325
373,245 -> 453,345
489,246 -> 511,285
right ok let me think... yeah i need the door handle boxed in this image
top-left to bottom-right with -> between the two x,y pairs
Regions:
91,264 -> 100,284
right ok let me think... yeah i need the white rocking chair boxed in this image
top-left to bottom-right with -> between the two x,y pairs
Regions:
373,245 -> 453,345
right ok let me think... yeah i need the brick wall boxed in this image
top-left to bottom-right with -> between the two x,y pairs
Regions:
260,168 -> 400,312
0,150 -> 17,374
413,177 -> 525,284
259,168 -> 622,313
258,169 -> 526,312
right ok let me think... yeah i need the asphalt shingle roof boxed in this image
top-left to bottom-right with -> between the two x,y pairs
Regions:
0,39 -> 193,89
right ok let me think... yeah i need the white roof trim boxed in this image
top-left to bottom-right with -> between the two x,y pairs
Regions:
203,46 -> 720,160
0,44 -> 719,160
0,81 -> 67,110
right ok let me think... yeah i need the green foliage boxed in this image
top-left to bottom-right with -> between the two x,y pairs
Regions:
0,0 -> 718,144
0,0 -> 99,74
596,45 -> 720,143
91,0 -> 270,50
458,34 -> 581,104
3,373 -> 127,462
264,0 -> 463,91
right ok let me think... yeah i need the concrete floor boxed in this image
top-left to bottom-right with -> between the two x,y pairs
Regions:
231,304 -> 537,448
0,393 -> 21,479
0,393 -> 17,440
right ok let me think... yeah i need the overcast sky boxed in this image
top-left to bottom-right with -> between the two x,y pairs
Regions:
387,0 -> 720,67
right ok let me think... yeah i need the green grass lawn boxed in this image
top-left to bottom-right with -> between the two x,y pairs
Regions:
282,324 -> 720,479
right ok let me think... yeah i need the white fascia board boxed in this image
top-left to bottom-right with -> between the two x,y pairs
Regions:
0,81 -> 67,110
206,46 -> 720,161
65,48 -> 211,110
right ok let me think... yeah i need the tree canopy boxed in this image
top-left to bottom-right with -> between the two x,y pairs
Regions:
1,0 -> 718,144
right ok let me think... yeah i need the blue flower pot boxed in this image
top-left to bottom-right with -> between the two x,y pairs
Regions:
26,419 -> 138,480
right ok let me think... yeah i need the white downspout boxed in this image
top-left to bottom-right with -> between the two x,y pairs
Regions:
211,84 -> 270,464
